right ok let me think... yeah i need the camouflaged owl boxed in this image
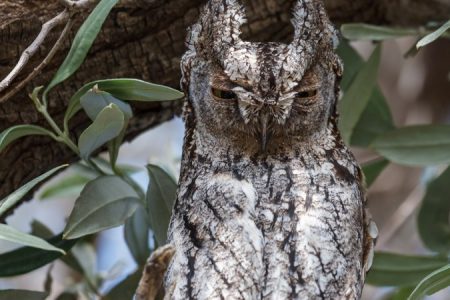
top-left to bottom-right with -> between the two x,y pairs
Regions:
164,0 -> 378,299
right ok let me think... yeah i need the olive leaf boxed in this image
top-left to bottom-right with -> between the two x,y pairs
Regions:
371,125 -> 450,166
44,0 -> 119,96
63,176 -> 140,239
417,20 -> 450,49
341,23 -> 416,41
0,125 -> 55,153
78,103 -> 125,160
338,45 -> 382,144
0,165 -> 68,217
146,165 -> 177,246
0,224 -> 65,254
367,252 -> 449,286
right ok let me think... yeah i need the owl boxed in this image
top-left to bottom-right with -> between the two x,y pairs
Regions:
164,0 -> 377,299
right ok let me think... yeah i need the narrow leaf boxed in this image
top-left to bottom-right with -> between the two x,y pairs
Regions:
388,287 -> 415,300
39,174 -> 92,200
341,23 -> 416,41
78,103 -> 125,160
336,40 -> 362,91
104,269 -> 142,300
0,165 -> 68,217
55,292 -> 78,300
417,20 -> 450,49
124,209 -> 150,265
31,220 -> 54,239
350,88 -> 395,147
418,167 -> 450,254
371,125 -> 450,166
146,165 -> 177,245
0,290 -> 48,300
44,0 -> 119,95
63,176 -> 140,239
367,252 -> 449,286
71,242 -> 98,288
44,265 -> 53,293
0,224 -> 64,254
362,158 -> 389,187
108,118 -> 129,169
0,125 -> 54,153
0,234 -> 77,277
408,264 -> 450,300
338,45 -> 382,144
337,40 -> 394,147
65,78 -> 183,126
80,89 -> 132,121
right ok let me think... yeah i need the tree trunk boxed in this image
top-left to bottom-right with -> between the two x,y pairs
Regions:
1,0 -> 449,218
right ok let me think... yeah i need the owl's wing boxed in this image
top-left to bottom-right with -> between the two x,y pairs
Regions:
362,205 -> 378,280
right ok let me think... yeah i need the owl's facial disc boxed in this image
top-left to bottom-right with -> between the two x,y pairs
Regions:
209,63 -> 323,152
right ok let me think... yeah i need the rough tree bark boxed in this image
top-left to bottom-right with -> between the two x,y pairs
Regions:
1,0 -> 449,217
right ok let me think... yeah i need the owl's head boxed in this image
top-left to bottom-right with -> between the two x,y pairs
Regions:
182,0 -> 342,153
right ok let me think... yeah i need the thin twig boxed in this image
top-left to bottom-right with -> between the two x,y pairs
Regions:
0,10 -> 69,94
59,0 -> 96,9
0,17 -> 74,104
376,185 -> 425,248
0,0 -> 96,102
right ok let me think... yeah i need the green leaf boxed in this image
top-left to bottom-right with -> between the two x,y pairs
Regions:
350,87 -> 395,147
80,89 -> 132,121
124,209 -> 150,265
63,176 -> 140,239
92,158 -> 142,175
336,40 -> 362,91
44,265 -> 53,293
367,252 -> 449,286
55,292 -> 78,300
31,220 -> 54,239
0,290 -> 48,300
0,224 -> 64,254
0,234 -> 77,277
0,125 -> 54,153
418,167 -> 450,254
341,23 -> 416,41
362,158 -> 389,188
337,40 -> 394,147
78,103 -> 125,160
146,165 -> 177,246
408,264 -> 450,300
387,287 -> 415,300
103,269 -> 142,300
417,20 -> 450,49
44,0 -> 119,96
71,242 -> 98,289
108,125 -> 127,169
371,125 -> 450,166
338,45 -> 382,144
64,78 -> 184,126
0,165 -> 68,217
39,174 -> 92,200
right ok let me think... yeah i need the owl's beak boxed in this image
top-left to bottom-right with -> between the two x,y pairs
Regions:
259,112 -> 271,153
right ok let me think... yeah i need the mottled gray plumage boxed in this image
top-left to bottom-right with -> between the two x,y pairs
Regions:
164,0 -> 377,299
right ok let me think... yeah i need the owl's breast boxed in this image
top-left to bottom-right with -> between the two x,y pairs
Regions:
166,151 -> 366,299
253,159 -> 365,299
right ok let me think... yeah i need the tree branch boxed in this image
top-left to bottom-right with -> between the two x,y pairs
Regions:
0,0 -> 96,100
0,17 -> 74,103
0,10 -> 69,94
0,0 -> 449,218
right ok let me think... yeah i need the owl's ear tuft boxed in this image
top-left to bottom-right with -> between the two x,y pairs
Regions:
289,0 -> 338,77
187,0 -> 247,62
